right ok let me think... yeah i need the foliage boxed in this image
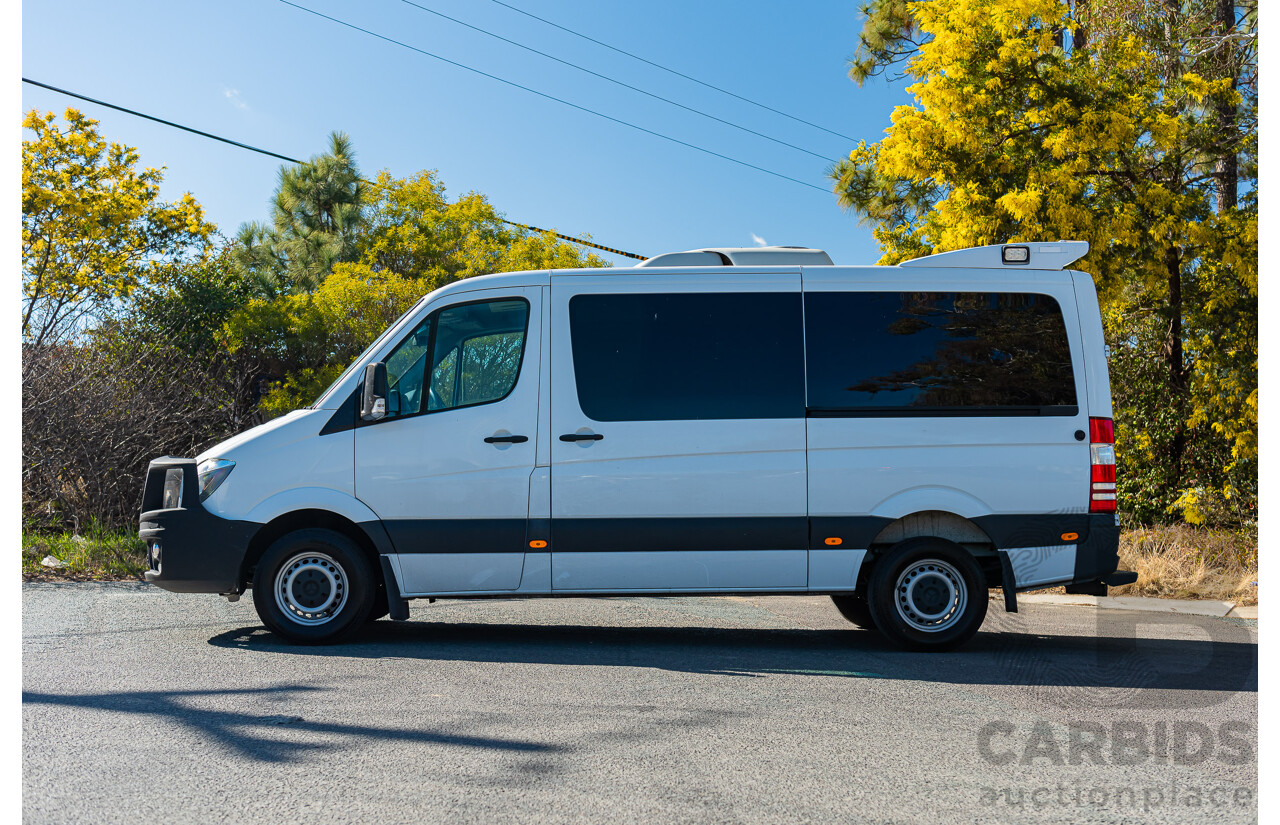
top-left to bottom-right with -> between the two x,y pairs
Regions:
223,264 -> 430,416
22,108 -> 215,347
233,132 -> 366,293
228,167 -> 608,416
832,0 -> 1256,526
22,526 -> 147,581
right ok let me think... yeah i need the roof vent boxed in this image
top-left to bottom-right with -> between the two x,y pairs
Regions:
636,246 -> 834,268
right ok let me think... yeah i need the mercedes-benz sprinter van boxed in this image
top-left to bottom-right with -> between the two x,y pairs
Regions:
140,241 -> 1133,650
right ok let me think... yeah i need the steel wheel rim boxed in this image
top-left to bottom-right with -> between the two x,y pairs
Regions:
275,552 -> 348,626
894,559 -> 967,633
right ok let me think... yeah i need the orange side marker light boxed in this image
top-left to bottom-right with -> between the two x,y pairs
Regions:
1060,532 -> 1079,542
529,540 -> 548,549
824,537 -> 843,546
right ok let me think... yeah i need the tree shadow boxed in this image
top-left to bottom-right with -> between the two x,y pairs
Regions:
21,684 -> 566,763
208,617 -> 1257,704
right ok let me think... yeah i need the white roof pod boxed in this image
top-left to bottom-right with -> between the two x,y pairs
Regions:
636,246 -> 835,267
899,241 -> 1089,271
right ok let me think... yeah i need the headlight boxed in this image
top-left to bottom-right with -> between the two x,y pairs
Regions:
197,458 -> 236,502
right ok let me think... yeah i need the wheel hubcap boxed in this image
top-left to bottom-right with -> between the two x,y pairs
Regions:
275,552 -> 348,626
895,559 -> 967,633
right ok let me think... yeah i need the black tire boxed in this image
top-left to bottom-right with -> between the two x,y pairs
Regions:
866,538 -> 987,651
252,528 -> 375,644
831,591 -> 877,630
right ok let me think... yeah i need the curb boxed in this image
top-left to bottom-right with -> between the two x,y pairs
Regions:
1017,593 -> 1252,618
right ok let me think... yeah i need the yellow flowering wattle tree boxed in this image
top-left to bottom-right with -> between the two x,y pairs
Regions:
22,108 -> 215,347
834,0 -> 1256,525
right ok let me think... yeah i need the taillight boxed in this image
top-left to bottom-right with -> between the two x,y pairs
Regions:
1089,417 -> 1116,514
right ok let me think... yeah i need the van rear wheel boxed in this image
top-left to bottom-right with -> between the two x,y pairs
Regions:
831,592 -> 877,630
252,529 -> 375,643
866,538 -> 987,651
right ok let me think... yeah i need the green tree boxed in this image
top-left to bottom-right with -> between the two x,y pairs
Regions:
226,166 -> 609,415
832,0 -> 1256,525
22,108 -> 215,347
234,132 -> 367,293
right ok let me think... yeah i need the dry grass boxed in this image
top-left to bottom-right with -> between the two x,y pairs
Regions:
1108,525 -> 1259,605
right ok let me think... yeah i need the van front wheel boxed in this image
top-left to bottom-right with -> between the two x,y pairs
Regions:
252,529 -> 375,643
866,539 -> 987,651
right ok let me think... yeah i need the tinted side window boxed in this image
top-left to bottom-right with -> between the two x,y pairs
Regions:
804,292 -> 1076,414
569,292 -> 804,421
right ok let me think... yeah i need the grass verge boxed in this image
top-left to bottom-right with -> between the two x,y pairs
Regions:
22,528 -> 147,581
1109,524 -> 1258,605
22,524 -> 1259,604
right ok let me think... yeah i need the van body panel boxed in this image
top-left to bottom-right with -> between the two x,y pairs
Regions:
242,487 -> 380,527
395,552 -> 526,594
1005,543 -> 1079,588
800,271 -> 1092,537
198,408 -> 354,520
808,548 -> 868,590
548,271 -> 808,591
550,550 -> 807,591
1069,270 -> 1114,418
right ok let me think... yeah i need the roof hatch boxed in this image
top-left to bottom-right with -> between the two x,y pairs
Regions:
636,246 -> 834,268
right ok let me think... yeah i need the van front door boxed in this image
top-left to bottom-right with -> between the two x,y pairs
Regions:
548,273 -> 809,591
354,288 -> 541,595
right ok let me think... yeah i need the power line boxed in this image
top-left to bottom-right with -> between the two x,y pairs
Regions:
22,76 -> 647,260
275,0 -> 832,195
22,77 -> 301,163
395,0 -> 839,163
486,0 -> 858,143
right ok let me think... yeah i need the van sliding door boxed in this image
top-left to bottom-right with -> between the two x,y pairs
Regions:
548,272 -> 808,592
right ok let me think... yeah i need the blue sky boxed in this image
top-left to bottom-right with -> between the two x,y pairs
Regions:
21,0 -> 916,266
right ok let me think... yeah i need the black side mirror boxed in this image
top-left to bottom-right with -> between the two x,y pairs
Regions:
361,362 -> 389,421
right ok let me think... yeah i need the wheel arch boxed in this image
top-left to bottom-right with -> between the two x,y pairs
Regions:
240,509 -> 387,588
857,510 -> 1003,589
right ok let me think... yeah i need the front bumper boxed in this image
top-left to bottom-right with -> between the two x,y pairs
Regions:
139,457 -> 258,593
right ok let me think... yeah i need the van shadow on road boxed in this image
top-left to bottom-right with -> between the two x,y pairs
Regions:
22,684 -> 567,763
207,619 -> 1257,702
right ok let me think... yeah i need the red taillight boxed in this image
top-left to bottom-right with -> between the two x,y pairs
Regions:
1089,417 -> 1116,514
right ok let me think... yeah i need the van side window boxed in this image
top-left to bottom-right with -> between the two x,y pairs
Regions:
569,292 -> 804,421
381,297 -> 529,419
804,292 -> 1077,415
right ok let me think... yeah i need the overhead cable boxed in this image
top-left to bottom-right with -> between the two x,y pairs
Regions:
275,0 -> 832,194
22,76 -> 647,260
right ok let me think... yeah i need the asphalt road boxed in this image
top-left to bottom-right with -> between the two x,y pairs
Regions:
23,583 -> 1257,824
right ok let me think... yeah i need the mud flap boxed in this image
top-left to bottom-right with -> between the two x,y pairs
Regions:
379,555 -> 410,621
997,550 -> 1018,613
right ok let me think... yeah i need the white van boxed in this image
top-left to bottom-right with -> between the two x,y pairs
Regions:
141,241 -> 1133,650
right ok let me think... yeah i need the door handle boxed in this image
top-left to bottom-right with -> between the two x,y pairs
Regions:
484,434 -> 529,444
559,433 -> 604,442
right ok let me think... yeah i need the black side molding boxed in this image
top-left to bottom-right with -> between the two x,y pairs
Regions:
378,556 -> 410,621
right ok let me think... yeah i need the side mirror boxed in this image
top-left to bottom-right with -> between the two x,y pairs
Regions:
361,362 -> 388,421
